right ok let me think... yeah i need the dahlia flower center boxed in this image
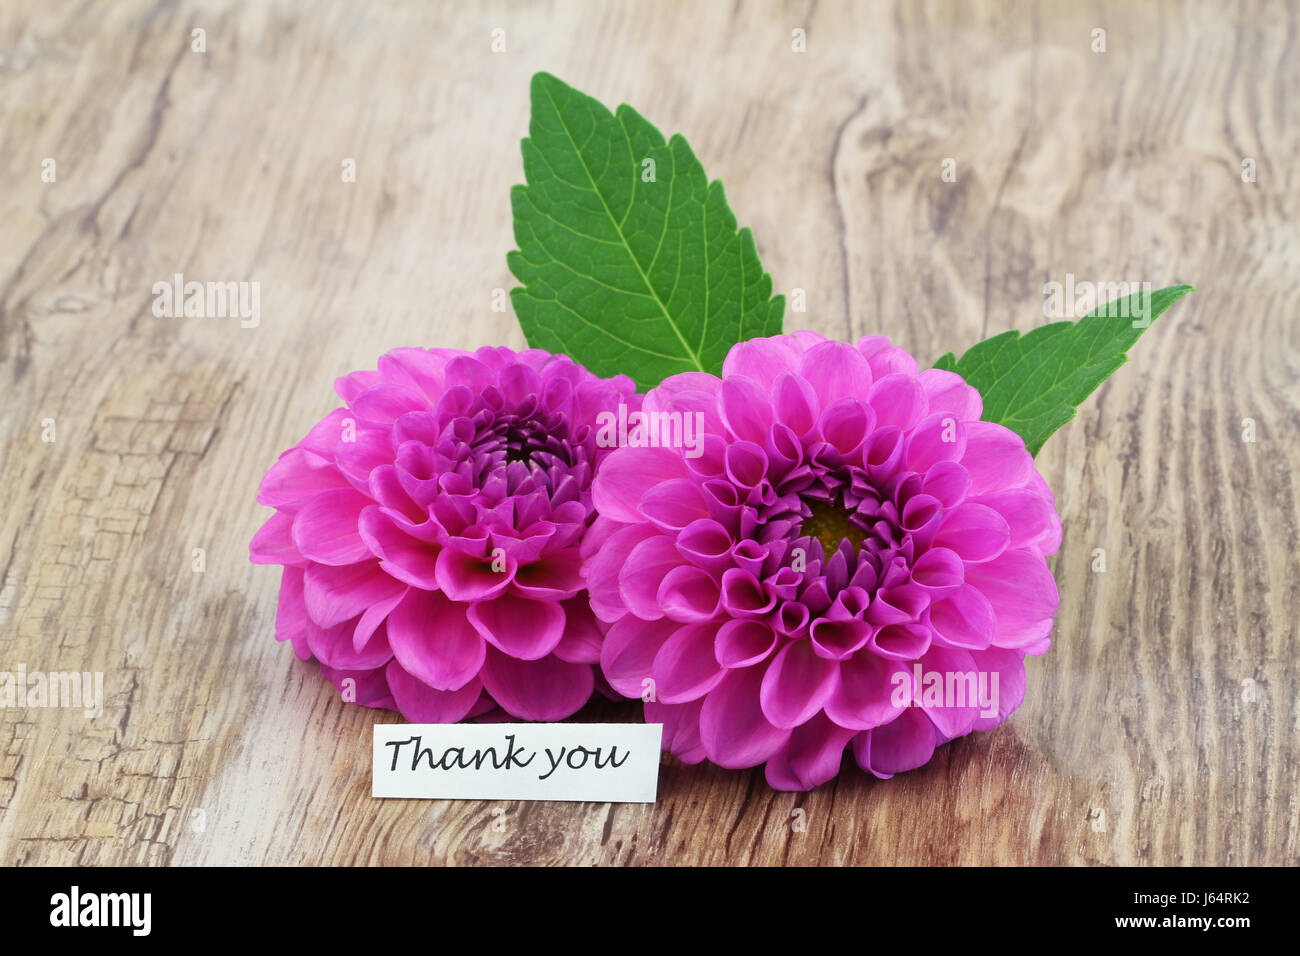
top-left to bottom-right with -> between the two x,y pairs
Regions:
451,398 -> 588,497
802,498 -> 867,555
501,417 -> 561,466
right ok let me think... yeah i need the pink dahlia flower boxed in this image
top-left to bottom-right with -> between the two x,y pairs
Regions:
251,346 -> 639,722
585,332 -> 1061,790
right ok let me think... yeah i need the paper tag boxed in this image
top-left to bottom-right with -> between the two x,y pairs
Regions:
372,723 -> 663,803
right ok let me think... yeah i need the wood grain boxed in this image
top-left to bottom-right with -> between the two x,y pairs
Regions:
1,0 -> 1296,866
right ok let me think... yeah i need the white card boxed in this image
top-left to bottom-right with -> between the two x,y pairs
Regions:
372,723 -> 663,803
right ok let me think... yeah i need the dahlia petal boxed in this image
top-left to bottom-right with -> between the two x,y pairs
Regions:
933,502 -> 1012,564
640,373 -> 726,437
584,523 -> 657,622
335,429 -> 396,493
542,372 -> 576,416
799,579 -> 833,618
652,621 -> 726,704
349,383 -> 430,425
675,518 -> 735,572
434,545 -> 513,601
723,441 -> 768,489
868,373 -> 928,431
250,510 -> 306,566
863,425 -> 905,479
765,422 -> 803,479
808,617 -> 873,660
387,588 -> 485,691
920,460 -> 972,508
824,652 -> 910,730
498,362 -> 543,404
759,641 -> 841,729
927,583 -> 997,650
321,663 -> 395,709
600,615 -> 678,698
1016,619 -> 1055,654
358,506 -> 440,589
787,330 -> 831,351
472,345 -> 515,372
353,586 -> 406,652
1021,469 -> 1063,556
972,487 -> 1058,554
964,548 -> 1059,648
377,348 -> 447,403
715,619 -> 779,668
684,433 -> 727,477
909,546 -> 965,593
593,446 -> 688,523
275,566 -> 312,660
639,478 -> 710,532
579,513 -> 625,561
960,422 -> 1032,496
257,447 -> 350,508
442,355 -> 495,392
433,384 -> 473,419
852,707 -> 938,779
385,662 -> 483,722
915,645 -> 981,738
722,336 -> 803,384
303,561 -> 405,629
764,713 -> 857,791
1022,633 -> 1053,656
296,407 -> 353,458
467,592 -> 565,661
619,536 -> 686,620
870,622 -> 932,659
657,565 -> 721,622
900,493 -> 944,543
905,411 -> 967,473
511,549 -> 584,599
700,478 -> 743,530
853,334 -> 890,360
699,667 -> 792,768
819,399 -> 873,456
969,647 -> 1027,731
856,336 -> 920,379
291,488 -> 373,566
798,341 -> 874,409
306,615 -> 393,671
334,369 -> 383,404
368,464 -> 426,524
772,372 -> 821,437
719,568 -> 776,617
479,647 -> 594,720
720,376 -> 775,444
646,698 -> 707,763
552,597 -> 603,665
917,367 -> 982,421
866,583 -> 929,627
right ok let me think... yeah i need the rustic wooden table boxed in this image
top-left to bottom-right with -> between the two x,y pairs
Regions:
1,0 -> 1296,866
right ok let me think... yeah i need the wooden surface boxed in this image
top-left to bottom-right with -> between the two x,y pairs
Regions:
1,0 -> 1297,866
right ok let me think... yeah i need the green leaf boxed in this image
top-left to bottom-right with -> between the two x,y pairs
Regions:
933,285 -> 1195,455
507,72 -> 784,391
